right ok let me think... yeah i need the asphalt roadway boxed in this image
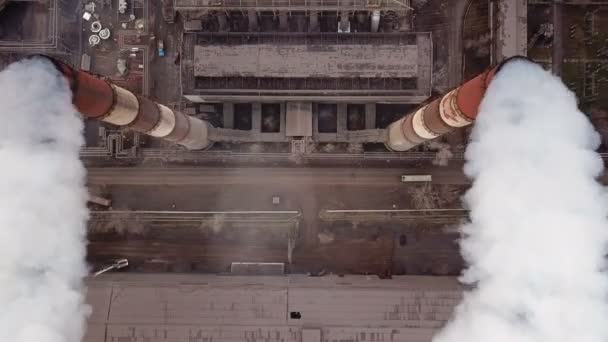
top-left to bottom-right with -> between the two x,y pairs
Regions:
88,166 -> 608,187
86,166 -> 471,186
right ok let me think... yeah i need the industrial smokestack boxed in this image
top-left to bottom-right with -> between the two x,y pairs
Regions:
385,56 -> 529,151
0,56 -> 90,342
433,58 -> 608,342
40,56 -> 211,150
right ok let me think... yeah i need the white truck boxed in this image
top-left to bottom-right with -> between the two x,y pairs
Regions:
401,175 -> 432,183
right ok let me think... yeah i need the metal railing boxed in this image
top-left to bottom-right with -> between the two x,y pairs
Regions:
79,147 -> 463,160
135,149 -> 465,161
80,146 -> 608,162
80,147 -> 112,158
89,210 -> 302,223
320,208 -> 469,221
528,0 -> 608,4
175,0 -> 411,10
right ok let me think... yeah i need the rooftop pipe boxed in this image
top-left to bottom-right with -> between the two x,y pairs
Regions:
41,55 -> 211,150
386,56 -> 530,151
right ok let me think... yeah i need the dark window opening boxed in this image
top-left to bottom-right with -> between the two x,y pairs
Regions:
317,103 -> 337,133
261,103 -> 281,133
234,104 -> 252,130
375,103 -> 416,128
290,312 -> 301,319
347,104 -> 366,131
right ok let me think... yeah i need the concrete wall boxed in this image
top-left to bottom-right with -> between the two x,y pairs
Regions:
495,0 -> 528,60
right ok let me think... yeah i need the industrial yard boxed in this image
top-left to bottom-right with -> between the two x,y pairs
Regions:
1,0 -> 607,341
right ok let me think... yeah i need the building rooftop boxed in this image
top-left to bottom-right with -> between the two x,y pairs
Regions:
175,0 -> 412,11
183,33 -> 432,102
84,274 -> 461,342
194,43 -> 418,78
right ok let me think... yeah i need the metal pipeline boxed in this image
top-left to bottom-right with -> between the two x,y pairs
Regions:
39,55 -> 211,150
386,56 -> 531,151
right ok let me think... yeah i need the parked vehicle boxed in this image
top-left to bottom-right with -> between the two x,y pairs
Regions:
401,175 -> 432,182
157,39 -> 165,57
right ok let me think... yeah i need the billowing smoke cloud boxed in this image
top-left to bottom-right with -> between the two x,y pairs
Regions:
434,60 -> 608,341
0,58 -> 90,341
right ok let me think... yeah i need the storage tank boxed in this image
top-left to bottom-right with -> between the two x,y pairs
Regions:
386,56 -> 530,151
39,55 -> 210,150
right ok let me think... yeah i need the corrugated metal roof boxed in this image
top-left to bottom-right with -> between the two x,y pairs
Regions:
288,287 -> 458,328
107,286 -> 288,325
193,44 -> 419,79
303,328 -> 322,342
84,274 -> 462,342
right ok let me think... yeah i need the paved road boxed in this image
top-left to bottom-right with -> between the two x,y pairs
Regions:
84,166 -> 472,276
87,167 -> 470,185
87,166 -> 608,186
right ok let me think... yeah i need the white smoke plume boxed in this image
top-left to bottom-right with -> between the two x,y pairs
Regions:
434,60 -> 608,342
0,58 -> 90,342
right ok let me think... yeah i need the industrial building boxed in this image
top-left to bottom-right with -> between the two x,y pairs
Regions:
84,274 -> 461,342
84,0 -> 526,155
0,0 -> 79,57
183,33 -> 430,103
1,1 -> 607,342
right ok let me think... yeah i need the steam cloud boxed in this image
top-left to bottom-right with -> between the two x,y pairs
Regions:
434,60 -> 608,341
0,58 -> 89,341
